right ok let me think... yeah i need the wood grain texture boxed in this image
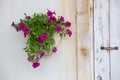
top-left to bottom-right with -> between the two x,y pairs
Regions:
110,0 -> 120,80
94,0 -> 110,80
0,0 -> 77,80
76,0 -> 93,80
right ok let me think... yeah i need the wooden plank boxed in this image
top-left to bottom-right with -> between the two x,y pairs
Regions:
77,23 -> 91,80
76,0 -> 93,80
76,0 -> 89,14
110,0 -> 120,80
94,0 -> 110,80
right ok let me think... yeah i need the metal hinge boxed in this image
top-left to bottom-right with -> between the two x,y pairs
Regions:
101,46 -> 118,50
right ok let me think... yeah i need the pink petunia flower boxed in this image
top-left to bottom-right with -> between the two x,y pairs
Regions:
40,51 -> 45,58
25,16 -> 31,19
32,62 -> 40,68
22,27 -> 30,37
65,21 -> 71,27
53,11 -> 56,15
52,47 -> 57,53
66,29 -> 72,37
37,38 -> 43,44
16,27 -> 19,32
50,16 -> 56,22
47,9 -> 53,17
27,57 -> 32,62
24,13 -> 31,19
11,22 -> 15,26
55,26 -> 61,32
47,19 -> 52,24
36,51 -> 45,59
59,16 -> 64,22
19,23 -> 25,30
41,34 -> 48,41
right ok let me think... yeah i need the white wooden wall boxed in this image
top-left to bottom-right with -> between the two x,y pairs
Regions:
0,0 -> 77,80
94,0 -> 120,80
6,0 -> 120,80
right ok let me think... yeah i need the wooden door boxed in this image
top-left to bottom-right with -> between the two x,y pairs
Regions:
94,0 -> 120,80
0,0 -> 76,80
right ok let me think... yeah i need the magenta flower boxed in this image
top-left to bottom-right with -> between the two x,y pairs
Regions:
27,57 -> 32,62
55,26 -> 61,32
19,23 -> 25,30
52,47 -> 57,53
41,34 -> 48,41
53,11 -> 56,15
40,51 -> 45,58
47,10 -> 53,17
50,16 -> 56,22
11,22 -> 15,26
25,16 -> 31,19
22,27 -> 30,37
59,16 -> 64,22
47,19 -> 52,24
37,51 -> 45,59
32,62 -> 40,68
37,38 -> 43,44
66,29 -> 72,37
16,27 -> 19,32
24,13 -> 31,19
66,21 -> 71,27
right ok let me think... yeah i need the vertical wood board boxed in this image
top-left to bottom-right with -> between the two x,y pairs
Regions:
76,0 -> 93,80
110,0 -> 120,80
94,0 -> 110,80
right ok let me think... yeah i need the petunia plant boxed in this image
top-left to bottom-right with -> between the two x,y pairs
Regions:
11,9 -> 72,68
